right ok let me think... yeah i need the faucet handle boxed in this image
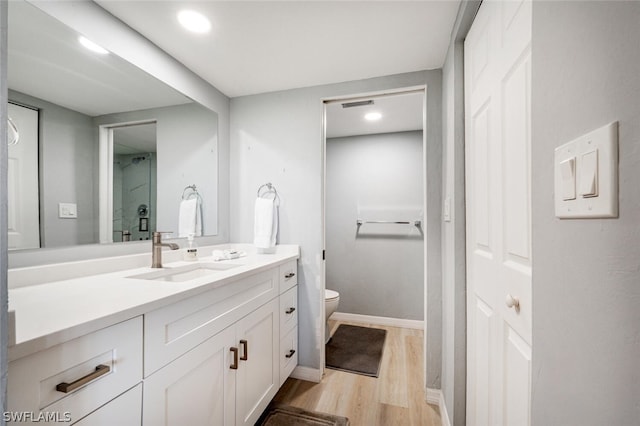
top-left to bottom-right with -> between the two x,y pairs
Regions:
152,231 -> 173,242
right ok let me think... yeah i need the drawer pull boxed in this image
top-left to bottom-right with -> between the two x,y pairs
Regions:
285,349 -> 296,358
240,339 -> 248,361
285,307 -> 296,314
56,364 -> 110,393
285,272 -> 295,279
230,347 -> 239,370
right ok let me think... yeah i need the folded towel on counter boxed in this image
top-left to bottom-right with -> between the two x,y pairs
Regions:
178,198 -> 202,238
212,249 -> 247,262
254,197 -> 278,249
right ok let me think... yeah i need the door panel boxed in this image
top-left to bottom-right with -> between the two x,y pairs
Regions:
7,103 -> 40,250
466,1 -> 532,425
504,327 -> 531,426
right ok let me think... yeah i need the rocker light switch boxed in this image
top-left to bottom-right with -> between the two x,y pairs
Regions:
580,150 -> 598,197
59,203 -> 77,219
560,157 -> 576,200
554,122 -> 618,219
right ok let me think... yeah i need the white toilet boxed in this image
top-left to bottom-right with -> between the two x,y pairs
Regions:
325,289 -> 340,343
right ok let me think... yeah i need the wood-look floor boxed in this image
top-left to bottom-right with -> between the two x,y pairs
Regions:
272,320 -> 441,426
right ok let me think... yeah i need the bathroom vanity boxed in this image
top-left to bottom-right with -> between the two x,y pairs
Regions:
6,245 -> 299,425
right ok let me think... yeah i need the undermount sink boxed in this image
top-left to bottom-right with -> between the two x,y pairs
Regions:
127,263 -> 240,282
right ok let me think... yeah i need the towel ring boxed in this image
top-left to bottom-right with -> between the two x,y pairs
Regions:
257,182 -> 280,205
182,184 -> 202,202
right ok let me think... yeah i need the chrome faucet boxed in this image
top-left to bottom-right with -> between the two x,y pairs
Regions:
151,232 -> 180,268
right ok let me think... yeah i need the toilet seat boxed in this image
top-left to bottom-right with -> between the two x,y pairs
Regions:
325,289 -> 339,301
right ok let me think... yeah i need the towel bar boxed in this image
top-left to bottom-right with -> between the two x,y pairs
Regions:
356,219 -> 422,228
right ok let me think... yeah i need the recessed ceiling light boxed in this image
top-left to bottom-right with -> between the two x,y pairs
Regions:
365,112 -> 382,121
177,10 -> 211,33
78,36 -> 109,55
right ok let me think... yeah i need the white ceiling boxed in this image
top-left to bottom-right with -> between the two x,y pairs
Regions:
114,123 -> 157,154
95,1 -> 461,98
326,91 -> 424,138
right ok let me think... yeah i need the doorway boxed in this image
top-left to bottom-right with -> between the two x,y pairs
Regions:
321,87 -> 427,380
98,120 -> 157,243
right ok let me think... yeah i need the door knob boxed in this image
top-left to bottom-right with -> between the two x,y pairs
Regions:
505,294 -> 520,312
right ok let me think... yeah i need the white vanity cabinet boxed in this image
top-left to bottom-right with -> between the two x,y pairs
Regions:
7,317 -> 143,425
7,247 -> 299,426
142,261 -> 297,426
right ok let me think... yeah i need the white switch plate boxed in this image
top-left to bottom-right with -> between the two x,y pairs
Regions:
443,196 -> 451,222
58,203 -> 78,219
554,122 -> 618,218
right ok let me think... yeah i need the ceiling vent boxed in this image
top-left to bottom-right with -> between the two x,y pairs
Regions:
341,100 -> 374,108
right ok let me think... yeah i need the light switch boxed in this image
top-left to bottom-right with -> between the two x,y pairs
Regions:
59,203 -> 78,219
443,196 -> 451,222
580,149 -> 598,197
560,157 -> 576,200
554,121 -> 618,219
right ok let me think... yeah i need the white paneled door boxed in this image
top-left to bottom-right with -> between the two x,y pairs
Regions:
8,103 -> 40,250
465,1 -> 532,425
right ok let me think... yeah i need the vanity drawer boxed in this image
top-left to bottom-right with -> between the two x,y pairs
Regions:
279,285 -> 298,336
279,260 -> 298,293
144,268 -> 279,376
73,383 -> 142,426
279,326 -> 298,387
8,317 -> 142,424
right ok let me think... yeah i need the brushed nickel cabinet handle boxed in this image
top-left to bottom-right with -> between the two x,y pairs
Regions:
285,349 -> 296,358
230,347 -> 239,370
240,340 -> 248,361
56,364 -> 110,393
285,272 -> 295,279
285,307 -> 296,314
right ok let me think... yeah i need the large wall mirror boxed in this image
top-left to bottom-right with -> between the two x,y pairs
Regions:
7,0 -> 219,251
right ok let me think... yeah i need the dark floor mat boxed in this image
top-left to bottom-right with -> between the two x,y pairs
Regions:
325,324 -> 386,377
258,404 -> 350,426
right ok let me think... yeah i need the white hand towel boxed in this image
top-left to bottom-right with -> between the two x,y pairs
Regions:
178,198 -> 201,237
254,197 -> 278,249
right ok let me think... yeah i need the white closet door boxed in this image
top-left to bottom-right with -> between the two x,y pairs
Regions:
8,103 -> 40,250
465,1 -> 532,425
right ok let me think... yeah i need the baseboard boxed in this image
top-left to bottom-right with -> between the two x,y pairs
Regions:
426,388 -> 451,426
331,312 -> 423,330
290,366 -> 322,383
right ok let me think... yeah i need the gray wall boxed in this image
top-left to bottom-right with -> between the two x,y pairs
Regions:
440,2 -> 480,424
229,70 -> 442,384
1,0 -> 8,418
9,90 -> 97,248
326,131 -> 424,320
531,2 -> 640,425
95,103 -> 218,237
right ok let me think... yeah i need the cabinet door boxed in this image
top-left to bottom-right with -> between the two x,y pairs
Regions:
143,326 -> 236,426
235,298 -> 279,426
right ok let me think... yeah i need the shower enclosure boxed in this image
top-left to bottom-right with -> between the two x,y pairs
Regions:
112,123 -> 157,242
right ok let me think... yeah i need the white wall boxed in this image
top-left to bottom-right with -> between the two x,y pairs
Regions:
440,2 -> 480,424
9,90 -> 97,248
326,131 -> 424,320
531,2 -> 640,425
230,70 -> 442,383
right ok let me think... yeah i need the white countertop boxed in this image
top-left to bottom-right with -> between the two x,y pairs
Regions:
8,244 -> 299,361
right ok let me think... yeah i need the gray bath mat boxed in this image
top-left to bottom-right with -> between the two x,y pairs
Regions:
258,404 -> 349,426
325,324 -> 387,377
